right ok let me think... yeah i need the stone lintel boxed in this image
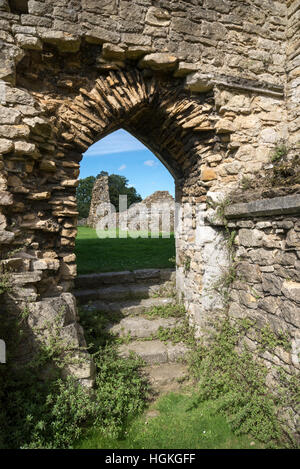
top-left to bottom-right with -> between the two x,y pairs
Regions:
225,195 -> 300,219
186,72 -> 285,98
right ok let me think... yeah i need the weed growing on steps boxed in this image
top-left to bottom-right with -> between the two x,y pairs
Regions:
144,303 -> 186,319
154,319 -> 196,348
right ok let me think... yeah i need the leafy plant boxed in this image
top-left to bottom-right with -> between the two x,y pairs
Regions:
240,176 -> 252,191
144,303 -> 186,319
0,299 -> 150,449
92,346 -> 149,438
0,272 -> 11,295
155,319 -> 196,348
188,319 -> 298,447
183,256 -> 191,275
168,255 -> 176,266
270,142 -> 288,163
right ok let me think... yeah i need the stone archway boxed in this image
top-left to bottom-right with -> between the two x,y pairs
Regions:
1,56 -> 228,383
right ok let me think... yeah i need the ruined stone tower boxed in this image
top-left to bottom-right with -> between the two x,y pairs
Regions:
87,173 -> 110,228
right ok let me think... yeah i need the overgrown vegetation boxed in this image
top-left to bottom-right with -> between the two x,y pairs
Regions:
0,305 -> 149,449
144,303 -> 186,319
234,140 -> 300,201
76,392 -> 263,450
154,319 -> 196,348
0,272 -> 11,295
270,141 -> 289,163
189,198 -> 298,448
187,318 -> 299,448
1,298 -> 298,448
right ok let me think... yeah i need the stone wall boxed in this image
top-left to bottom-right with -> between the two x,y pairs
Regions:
87,181 -> 175,232
225,196 -> 300,368
287,0 -> 300,155
224,195 -> 300,434
117,191 -> 175,233
0,0 -> 298,393
0,0 -> 287,85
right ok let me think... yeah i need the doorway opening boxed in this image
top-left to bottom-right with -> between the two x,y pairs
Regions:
75,128 -> 176,275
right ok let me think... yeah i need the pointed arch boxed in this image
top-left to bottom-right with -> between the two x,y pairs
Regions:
48,70 -> 216,195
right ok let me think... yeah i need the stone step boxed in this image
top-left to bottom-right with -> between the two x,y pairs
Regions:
79,297 -> 176,315
75,283 -> 165,304
118,339 -> 189,365
75,268 -> 175,289
143,363 -> 189,393
108,316 -> 182,338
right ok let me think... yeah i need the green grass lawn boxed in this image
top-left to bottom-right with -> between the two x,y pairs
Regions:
76,392 -> 261,449
75,226 -> 176,274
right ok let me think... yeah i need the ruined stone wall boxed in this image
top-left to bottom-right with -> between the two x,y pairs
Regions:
225,196 -> 300,369
89,188 -> 175,232
225,196 -> 300,434
0,0 -> 287,84
0,0 -> 298,390
117,191 -> 175,233
286,0 -> 300,155
87,173 -> 110,228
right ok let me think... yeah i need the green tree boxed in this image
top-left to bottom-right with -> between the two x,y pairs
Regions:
108,174 -> 142,212
76,176 -> 96,218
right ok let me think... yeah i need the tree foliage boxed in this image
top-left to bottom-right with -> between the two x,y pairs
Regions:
108,174 -> 142,211
76,176 -> 96,218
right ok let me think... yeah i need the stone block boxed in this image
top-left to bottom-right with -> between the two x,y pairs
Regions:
0,106 -> 21,125
282,280 -> 300,303
85,26 -> 120,45
262,273 -> 283,295
139,53 -> 178,71
201,167 -> 217,181
0,138 -> 13,154
39,31 -> 81,52
238,229 -> 263,247
0,190 -> 13,205
145,7 -> 170,27
15,34 -> 43,50
0,229 -> 14,243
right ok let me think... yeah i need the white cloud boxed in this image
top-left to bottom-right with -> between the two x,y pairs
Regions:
144,160 -> 157,167
83,129 -> 145,156
118,164 -> 126,171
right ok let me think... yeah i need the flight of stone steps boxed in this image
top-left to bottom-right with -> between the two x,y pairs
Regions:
75,268 -> 190,393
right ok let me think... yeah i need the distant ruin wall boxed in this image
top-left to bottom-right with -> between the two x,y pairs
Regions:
87,186 -> 176,233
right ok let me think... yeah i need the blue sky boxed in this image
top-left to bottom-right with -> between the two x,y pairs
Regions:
79,129 -> 175,199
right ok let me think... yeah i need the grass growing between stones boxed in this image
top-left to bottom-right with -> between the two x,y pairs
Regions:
75,226 -> 176,274
143,303 -> 186,319
75,392 -> 262,449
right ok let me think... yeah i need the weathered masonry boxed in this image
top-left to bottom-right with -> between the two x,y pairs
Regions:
0,0 -> 299,427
